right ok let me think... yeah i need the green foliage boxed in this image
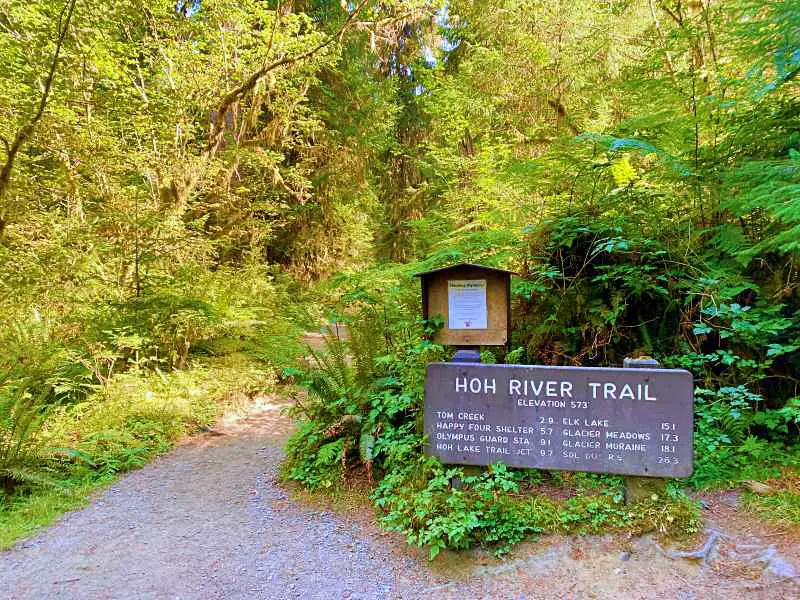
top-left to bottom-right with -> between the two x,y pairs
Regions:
374,459 -> 543,558
0,320 -> 93,498
45,359 -> 275,485
374,456 -> 699,559
515,212 -> 690,365
512,196 -> 799,489
93,293 -> 223,370
744,488 -> 800,526
283,292 -> 445,489
689,386 -> 800,488
0,258 -> 302,506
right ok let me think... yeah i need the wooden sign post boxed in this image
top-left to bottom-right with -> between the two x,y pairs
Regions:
418,262 -> 694,490
415,263 -> 514,361
622,357 -> 670,503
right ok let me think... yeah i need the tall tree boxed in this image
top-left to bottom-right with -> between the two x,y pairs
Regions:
0,0 -> 77,237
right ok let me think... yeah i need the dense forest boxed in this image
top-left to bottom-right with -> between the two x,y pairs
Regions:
1,0 -> 799,555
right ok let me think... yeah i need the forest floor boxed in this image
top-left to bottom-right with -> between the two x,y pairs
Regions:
1,393 -> 800,600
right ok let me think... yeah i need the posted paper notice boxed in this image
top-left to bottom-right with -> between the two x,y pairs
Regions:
448,280 -> 488,329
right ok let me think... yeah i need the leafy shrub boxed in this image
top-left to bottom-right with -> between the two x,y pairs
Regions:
374,457 -> 699,558
374,459 -> 545,558
515,211 -> 800,488
89,293 -> 223,370
516,213 -> 690,366
283,307 -> 441,489
0,320 -> 96,498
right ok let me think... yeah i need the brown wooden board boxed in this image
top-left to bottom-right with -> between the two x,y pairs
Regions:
423,265 -> 509,346
424,363 -> 694,478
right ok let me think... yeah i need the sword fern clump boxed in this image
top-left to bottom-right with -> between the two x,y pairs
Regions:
283,306 -> 441,490
0,321 -> 86,498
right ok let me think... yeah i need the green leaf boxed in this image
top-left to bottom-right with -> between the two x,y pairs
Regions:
359,431 -> 376,463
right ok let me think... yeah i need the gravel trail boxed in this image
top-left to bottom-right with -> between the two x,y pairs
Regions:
0,397 -> 453,600
2,396 -> 799,600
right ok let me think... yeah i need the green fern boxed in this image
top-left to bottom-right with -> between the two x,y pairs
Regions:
283,319 -> 385,488
0,385 -> 57,497
0,320 -> 80,498
316,439 -> 344,467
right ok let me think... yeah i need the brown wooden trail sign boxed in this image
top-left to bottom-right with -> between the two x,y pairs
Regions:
424,363 -> 693,478
414,263 -> 514,347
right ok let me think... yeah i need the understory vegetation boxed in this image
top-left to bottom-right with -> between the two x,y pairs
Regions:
0,265 -> 307,547
2,0 -> 800,557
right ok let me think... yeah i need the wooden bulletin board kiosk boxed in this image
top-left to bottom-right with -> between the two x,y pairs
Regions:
414,263 -> 513,347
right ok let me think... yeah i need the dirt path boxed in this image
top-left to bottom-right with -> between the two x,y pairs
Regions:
2,396 -> 799,600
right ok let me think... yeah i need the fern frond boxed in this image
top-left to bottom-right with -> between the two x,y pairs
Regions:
1,464 -> 59,489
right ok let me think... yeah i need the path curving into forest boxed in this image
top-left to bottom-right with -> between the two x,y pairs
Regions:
0,396 -> 456,600
1,395 -> 799,600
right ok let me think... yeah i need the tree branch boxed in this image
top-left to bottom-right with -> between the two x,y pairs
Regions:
547,98 -> 579,136
158,0 -> 371,211
659,1 -> 683,26
0,0 -> 78,236
649,0 -> 677,82
205,0 -> 370,158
